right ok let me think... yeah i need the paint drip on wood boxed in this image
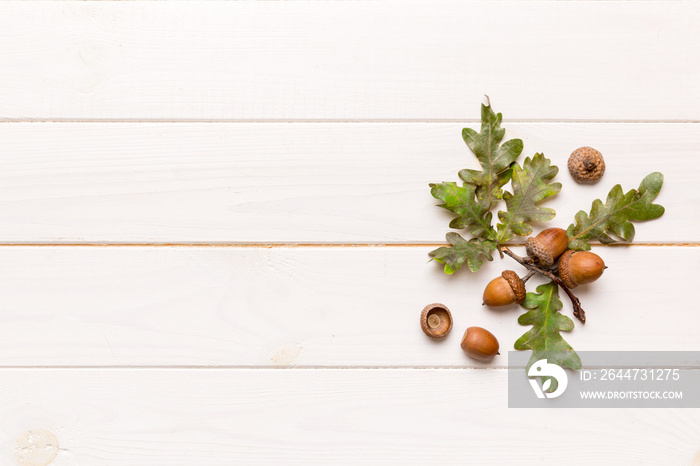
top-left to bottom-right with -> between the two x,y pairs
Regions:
14,430 -> 59,466
692,449 -> 700,466
270,343 -> 303,367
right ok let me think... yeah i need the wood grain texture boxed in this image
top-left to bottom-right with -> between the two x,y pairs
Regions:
0,246 -> 695,367
0,0 -> 697,463
0,122 -> 691,243
0,368 -> 698,465
0,1 -> 698,121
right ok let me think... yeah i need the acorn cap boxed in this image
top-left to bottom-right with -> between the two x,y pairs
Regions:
558,250 -> 577,289
420,303 -> 453,339
568,146 -> 605,184
525,228 -> 569,267
501,270 -> 526,304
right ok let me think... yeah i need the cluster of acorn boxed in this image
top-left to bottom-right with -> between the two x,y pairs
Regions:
421,227 -> 606,362
483,227 -> 606,307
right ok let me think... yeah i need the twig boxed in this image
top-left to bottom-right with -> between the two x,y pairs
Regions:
520,270 -> 536,284
500,246 -> 586,324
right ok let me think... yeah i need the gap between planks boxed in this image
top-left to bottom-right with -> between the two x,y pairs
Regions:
0,242 -> 695,248
0,119 -> 699,124
0,366 -> 492,370
3,0 -> 685,3
0,366 -> 698,370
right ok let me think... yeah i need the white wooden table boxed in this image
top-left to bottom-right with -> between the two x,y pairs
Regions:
0,1 -> 699,464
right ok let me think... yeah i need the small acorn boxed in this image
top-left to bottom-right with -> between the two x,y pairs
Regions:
461,327 -> 500,361
558,250 -> 606,288
482,270 -> 526,307
525,227 -> 569,268
420,303 -> 453,339
568,146 -> 605,184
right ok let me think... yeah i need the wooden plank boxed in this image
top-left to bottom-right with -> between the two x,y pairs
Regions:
0,246 -> 695,367
0,368 -> 697,465
0,122 -> 692,243
0,1 -> 698,121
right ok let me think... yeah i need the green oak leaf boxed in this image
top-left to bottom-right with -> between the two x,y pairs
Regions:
515,282 -> 582,379
459,168 -> 513,209
429,232 -> 497,274
567,172 -> 665,250
496,153 -> 561,244
430,182 -> 496,241
459,102 -> 523,208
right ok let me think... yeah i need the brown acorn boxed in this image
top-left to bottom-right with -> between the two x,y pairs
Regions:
568,146 -> 605,184
558,250 -> 606,288
420,303 -> 453,339
525,227 -> 569,267
482,270 -> 526,307
461,327 -> 500,361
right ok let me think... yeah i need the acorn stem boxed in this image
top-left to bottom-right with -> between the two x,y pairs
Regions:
500,246 -> 586,324
521,270 -> 536,284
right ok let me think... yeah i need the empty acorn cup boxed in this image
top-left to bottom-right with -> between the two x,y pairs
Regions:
420,303 -> 453,339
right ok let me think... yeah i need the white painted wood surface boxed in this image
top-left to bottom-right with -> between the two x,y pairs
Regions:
0,1 -> 698,121
0,246 -> 696,368
2,369 -> 700,465
0,1 -> 698,465
0,122 -> 694,244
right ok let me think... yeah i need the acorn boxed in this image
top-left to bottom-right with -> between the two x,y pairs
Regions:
568,146 -> 605,184
482,270 -> 526,307
461,327 -> 500,362
420,303 -> 453,339
525,227 -> 569,268
558,250 -> 606,288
